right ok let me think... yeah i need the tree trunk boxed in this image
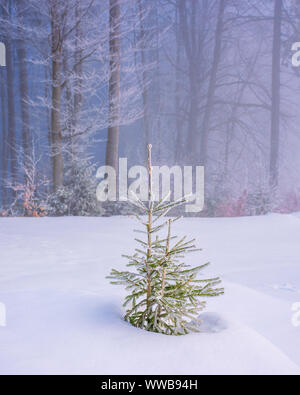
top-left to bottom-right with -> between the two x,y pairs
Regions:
51,2 -> 63,191
72,0 -> 83,162
6,40 -> 17,186
153,0 -> 162,163
4,1 -> 17,187
0,4 -> 8,206
138,0 -> 151,155
0,68 -> 8,206
105,0 -> 121,175
175,1 -> 183,164
269,0 -> 282,191
178,0 -> 199,165
17,0 -> 31,174
199,0 -> 226,166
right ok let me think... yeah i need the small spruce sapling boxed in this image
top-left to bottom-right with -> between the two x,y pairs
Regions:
108,145 -> 224,335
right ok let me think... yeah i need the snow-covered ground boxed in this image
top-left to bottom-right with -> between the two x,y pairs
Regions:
0,214 -> 300,375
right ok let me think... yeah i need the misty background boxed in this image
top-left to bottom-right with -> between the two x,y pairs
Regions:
0,0 -> 300,217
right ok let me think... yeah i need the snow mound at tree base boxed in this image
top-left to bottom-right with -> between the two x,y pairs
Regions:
0,290 -> 299,375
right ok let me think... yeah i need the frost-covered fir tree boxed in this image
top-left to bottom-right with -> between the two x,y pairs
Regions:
108,145 -> 224,335
47,157 -> 103,216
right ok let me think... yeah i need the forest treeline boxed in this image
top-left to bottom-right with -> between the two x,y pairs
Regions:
1,0 -> 300,217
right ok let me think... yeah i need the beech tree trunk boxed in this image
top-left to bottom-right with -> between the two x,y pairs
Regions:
269,0 -> 282,191
50,1 -> 63,191
105,0 -> 121,174
72,0 -> 83,162
17,0 -> 31,173
1,68 -> 8,206
6,41 -> 17,185
138,0 -> 151,154
178,0 -> 199,164
199,0 -> 226,166
4,1 -> 17,187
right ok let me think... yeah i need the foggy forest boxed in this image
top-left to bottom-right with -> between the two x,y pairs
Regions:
1,0 -> 300,217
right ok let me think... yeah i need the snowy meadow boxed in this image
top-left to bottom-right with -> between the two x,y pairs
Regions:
0,214 -> 300,375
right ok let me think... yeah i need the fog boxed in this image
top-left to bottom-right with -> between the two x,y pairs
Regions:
0,0 -> 300,216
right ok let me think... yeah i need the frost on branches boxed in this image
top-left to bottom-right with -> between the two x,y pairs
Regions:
108,145 -> 224,335
47,158 -> 103,216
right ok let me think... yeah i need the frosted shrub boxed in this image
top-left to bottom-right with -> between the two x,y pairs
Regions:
47,160 -> 103,216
